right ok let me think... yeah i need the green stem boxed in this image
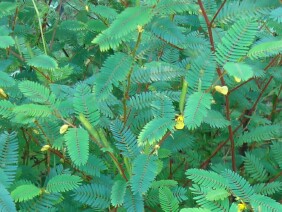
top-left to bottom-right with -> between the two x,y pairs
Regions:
31,0 -> 47,54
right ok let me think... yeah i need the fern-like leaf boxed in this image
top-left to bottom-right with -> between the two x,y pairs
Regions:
11,183 -> 41,202
154,0 -> 198,15
92,7 -> 153,51
0,183 -> 16,212
215,18 -> 258,66
73,83 -> 100,126
271,141 -> 282,169
237,125 -> 282,146
132,61 -> 184,84
110,119 -> 140,159
184,92 -> 213,130
248,39 -> 282,59
46,174 -> 82,193
131,154 -> 158,195
124,188 -> 144,212
221,169 -> 254,201
138,118 -> 174,146
253,182 -> 282,196
0,132 -> 18,187
73,183 -> 111,210
111,179 -> 127,207
95,52 -> 134,100
64,128 -> 89,166
249,194 -> 282,212
186,169 -> 227,189
77,154 -> 107,177
27,55 -> 58,70
159,186 -> 179,212
18,80 -> 56,104
203,110 -> 230,128
0,71 -> 16,88
224,62 -> 254,81
243,152 -> 268,182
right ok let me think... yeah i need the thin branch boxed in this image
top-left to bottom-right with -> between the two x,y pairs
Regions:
210,0 -> 226,25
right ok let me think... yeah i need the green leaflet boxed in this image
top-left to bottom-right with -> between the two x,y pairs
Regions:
131,154 -> 158,195
11,183 -> 41,202
0,184 -> 16,212
203,110 -> 230,128
138,117 -> 174,146
73,183 -> 111,209
221,169 -> 254,202
0,71 -> 16,88
111,179 -> 127,207
73,83 -> 100,126
250,194 -> 282,212
224,62 -> 254,81
248,40 -> 282,59
18,80 -> 56,104
159,186 -> 179,212
243,152 -> 268,182
46,174 -> 82,193
184,92 -> 213,130
95,52 -> 134,100
27,55 -> 58,70
215,18 -> 258,65
0,132 -> 18,187
64,128 -> 89,166
92,7 -> 153,51
186,169 -> 228,189
0,36 -> 15,49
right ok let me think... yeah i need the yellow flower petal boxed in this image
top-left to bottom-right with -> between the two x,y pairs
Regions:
238,202 -> 247,211
60,124 -> 69,134
215,85 -> 228,95
175,114 -> 185,130
41,145 -> 51,152
234,76 -> 241,83
0,88 -> 8,99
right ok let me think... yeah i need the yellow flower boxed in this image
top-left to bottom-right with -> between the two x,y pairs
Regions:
175,114 -> 185,130
238,202 -> 247,212
137,25 -> 144,33
215,85 -> 228,95
85,5 -> 89,12
234,76 -> 241,83
33,129 -> 39,134
0,88 -> 8,99
60,124 -> 69,134
41,145 -> 51,152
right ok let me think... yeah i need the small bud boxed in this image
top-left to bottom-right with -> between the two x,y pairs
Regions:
60,124 -> 69,134
0,88 -> 8,99
85,5 -> 89,12
154,144 -> 160,150
41,145 -> 51,152
137,25 -> 144,33
234,76 -> 241,83
215,85 -> 228,95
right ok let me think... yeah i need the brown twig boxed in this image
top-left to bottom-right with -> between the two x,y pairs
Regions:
198,0 -> 236,170
210,0 -> 226,25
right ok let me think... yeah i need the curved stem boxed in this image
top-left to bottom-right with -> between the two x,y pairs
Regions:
31,0 -> 47,54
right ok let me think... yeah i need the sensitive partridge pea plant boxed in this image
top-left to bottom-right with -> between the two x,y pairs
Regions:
0,0 -> 281,211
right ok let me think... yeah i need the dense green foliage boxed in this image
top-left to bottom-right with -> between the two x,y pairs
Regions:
0,0 -> 282,211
